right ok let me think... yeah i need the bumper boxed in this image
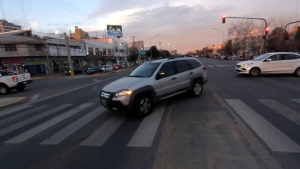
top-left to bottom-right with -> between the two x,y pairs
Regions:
235,67 -> 251,74
99,91 -> 131,111
17,80 -> 32,86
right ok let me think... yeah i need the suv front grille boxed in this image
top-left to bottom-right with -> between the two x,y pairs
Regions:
101,91 -> 111,99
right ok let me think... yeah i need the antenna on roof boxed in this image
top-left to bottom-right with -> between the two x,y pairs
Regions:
21,0 -> 27,28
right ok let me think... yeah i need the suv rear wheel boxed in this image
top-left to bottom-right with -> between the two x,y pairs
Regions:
15,84 -> 26,91
0,84 -> 10,95
190,79 -> 203,97
133,94 -> 153,117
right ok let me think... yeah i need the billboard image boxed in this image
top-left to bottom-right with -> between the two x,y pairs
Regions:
107,25 -> 123,37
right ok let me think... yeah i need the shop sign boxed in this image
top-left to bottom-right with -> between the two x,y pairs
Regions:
27,57 -> 45,62
2,58 -> 27,64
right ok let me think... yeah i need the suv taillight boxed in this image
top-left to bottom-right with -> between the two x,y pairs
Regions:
12,76 -> 18,82
203,66 -> 206,70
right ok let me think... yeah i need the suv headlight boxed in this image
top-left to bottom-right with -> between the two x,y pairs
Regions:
115,89 -> 132,98
240,63 -> 253,67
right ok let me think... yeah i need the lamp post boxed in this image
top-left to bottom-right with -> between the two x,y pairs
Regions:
212,28 -> 225,54
150,34 -> 160,60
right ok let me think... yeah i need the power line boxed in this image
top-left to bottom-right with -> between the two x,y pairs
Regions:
55,0 -> 90,15
45,0 -> 87,18
0,0 -> 5,19
20,0 -> 27,28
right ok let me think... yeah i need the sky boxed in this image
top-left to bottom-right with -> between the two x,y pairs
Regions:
1,0 -> 300,52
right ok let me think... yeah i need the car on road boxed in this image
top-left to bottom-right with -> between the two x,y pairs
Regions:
86,66 -> 100,75
235,52 -> 300,77
112,64 -> 123,70
0,70 -> 32,95
99,57 -> 208,117
65,67 -> 83,75
101,65 -> 113,72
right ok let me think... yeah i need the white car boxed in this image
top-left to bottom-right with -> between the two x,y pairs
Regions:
235,52 -> 300,77
0,70 -> 32,95
101,65 -> 113,72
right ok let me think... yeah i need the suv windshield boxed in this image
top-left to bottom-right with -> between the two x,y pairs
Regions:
129,63 -> 160,77
253,54 -> 272,61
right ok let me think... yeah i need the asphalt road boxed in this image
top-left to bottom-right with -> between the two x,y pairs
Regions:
0,58 -> 299,169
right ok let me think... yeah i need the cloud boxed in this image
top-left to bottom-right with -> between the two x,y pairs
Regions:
28,21 -> 39,29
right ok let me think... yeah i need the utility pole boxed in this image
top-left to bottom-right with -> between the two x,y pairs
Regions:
64,33 -> 74,78
131,36 -> 136,47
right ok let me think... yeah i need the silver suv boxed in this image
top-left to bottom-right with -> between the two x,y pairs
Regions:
99,57 -> 208,117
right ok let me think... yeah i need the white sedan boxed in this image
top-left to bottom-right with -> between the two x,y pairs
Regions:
235,52 -> 300,77
101,65 -> 113,72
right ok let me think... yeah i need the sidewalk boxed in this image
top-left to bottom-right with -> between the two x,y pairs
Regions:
0,97 -> 26,109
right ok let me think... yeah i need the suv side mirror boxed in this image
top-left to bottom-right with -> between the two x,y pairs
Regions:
265,58 -> 272,62
156,71 -> 165,80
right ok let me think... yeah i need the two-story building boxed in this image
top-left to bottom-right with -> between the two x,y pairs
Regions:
0,29 -> 48,75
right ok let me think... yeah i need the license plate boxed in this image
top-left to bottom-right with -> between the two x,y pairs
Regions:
23,81 -> 27,84
101,100 -> 107,106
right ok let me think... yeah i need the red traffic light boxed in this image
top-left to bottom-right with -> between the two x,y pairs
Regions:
265,27 -> 269,35
222,15 -> 226,24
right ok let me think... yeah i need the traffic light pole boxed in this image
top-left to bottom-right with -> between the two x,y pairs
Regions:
225,16 -> 268,53
284,20 -> 300,38
64,33 -> 75,78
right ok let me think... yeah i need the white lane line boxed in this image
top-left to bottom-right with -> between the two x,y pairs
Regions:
207,65 -> 214,67
91,85 -> 98,92
40,106 -> 105,145
0,104 -> 72,137
5,103 -> 93,144
93,79 -> 100,82
291,99 -> 300,104
258,99 -> 300,125
216,65 -> 224,67
0,105 -> 48,127
80,113 -> 127,146
0,105 -> 33,118
127,106 -> 165,147
28,94 -> 40,102
226,99 -> 300,152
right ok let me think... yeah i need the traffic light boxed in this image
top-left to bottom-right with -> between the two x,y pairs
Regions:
265,28 -> 269,35
284,33 -> 290,41
222,15 -> 226,24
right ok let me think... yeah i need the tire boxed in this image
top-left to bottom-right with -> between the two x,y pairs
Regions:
190,79 -> 203,97
0,84 -> 10,95
133,94 -> 153,117
249,68 -> 260,77
15,84 -> 26,91
295,68 -> 300,77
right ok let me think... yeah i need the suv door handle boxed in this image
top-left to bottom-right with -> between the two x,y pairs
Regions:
190,72 -> 194,75
172,77 -> 177,80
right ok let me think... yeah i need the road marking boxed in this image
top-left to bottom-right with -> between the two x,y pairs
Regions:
80,113 -> 127,146
216,65 -> 224,67
5,103 -> 93,143
28,94 -> 40,102
0,105 -> 48,127
93,79 -> 100,82
127,106 -> 165,147
0,105 -> 33,118
40,106 -> 105,145
291,99 -> 300,104
0,104 -> 72,137
91,85 -> 98,92
258,99 -> 300,125
207,65 -> 214,67
226,99 -> 300,152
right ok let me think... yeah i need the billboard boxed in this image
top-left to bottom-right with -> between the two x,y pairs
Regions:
107,25 -> 123,37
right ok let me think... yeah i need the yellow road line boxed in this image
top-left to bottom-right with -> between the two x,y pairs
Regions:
31,74 -> 63,80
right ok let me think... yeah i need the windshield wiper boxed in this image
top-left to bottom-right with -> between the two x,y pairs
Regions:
129,75 -> 144,77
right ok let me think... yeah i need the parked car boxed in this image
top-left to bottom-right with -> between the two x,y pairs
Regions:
65,67 -> 83,75
101,65 -> 113,72
0,70 -> 32,95
83,66 -> 92,72
99,57 -> 208,117
86,66 -> 99,75
112,64 -> 123,70
235,52 -> 300,77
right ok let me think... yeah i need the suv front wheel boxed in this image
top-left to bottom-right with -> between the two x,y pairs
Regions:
133,94 -> 153,117
190,79 -> 203,97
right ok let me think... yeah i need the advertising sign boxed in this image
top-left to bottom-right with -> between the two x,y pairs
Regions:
107,25 -> 123,37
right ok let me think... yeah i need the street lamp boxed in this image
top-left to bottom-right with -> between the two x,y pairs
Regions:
212,28 -> 225,54
150,34 -> 160,60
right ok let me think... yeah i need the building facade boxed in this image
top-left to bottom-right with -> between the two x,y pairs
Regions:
0,20 -> 22,33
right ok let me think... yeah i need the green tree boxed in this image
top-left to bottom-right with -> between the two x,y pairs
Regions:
146,45 -> 160,58
160,50 -> 171,57
128,47 -> 139,63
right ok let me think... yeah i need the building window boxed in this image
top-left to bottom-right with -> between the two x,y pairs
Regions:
35,44 -> 43,51
4,44 -> 17,51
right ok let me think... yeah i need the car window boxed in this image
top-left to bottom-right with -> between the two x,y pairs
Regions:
268,54 -> 282,61
175,60 -> 189,73
253,53 -> 272,61
187,60 -> 202,69
284,54 -> 300,60
158,61 -> 176,78
129,63 -> 160,77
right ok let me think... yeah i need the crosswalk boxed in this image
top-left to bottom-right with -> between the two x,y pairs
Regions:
226,98 -> 300,153
0,102 -> 166,147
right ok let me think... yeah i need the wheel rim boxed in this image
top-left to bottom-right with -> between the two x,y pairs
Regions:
251,69 -> 259,76
0,87 -> 7,94
139,98 -> 151,114
194,83 -> 202,95
297,69 -> 300,76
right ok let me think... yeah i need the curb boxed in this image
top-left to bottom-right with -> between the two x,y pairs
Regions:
0,97 -> 27,110
31,74 -> 63,80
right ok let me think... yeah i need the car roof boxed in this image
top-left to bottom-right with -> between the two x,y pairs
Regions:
267,52 -> 300,55
145,56 -> 199,64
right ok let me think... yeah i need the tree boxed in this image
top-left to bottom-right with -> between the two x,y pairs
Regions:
128,47 -> 139,64
160,50 -> 171,57
294,26 -> 300,51
145,45 -> 160,58
224,39 -> 233,55
267,27 -> 286,52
